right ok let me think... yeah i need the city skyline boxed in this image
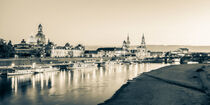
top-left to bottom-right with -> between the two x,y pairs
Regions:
1,0 -> 210,46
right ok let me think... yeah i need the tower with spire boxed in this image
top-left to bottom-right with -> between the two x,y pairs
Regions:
122,40 -> 127,49
122,34 -> 131,50
137,33 -> 147,58
141,33 -> 146,48
38,24 -> 43,33
126,34 -> 130,48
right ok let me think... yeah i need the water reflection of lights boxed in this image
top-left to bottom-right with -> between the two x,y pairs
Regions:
134,66 -> 138,77
99,67 -> 103,78
68,71 -> 71,86
124,65 -> 127,72
32,76 -> 35,88
41,74 -> 44,89
73,70 -> 79,86
3,63 -> 169,104
9,71 -> 59,94
118,64 -> 122,73
87,73 -> 90,80
11,77 -> 18,94
59,71 -> 64,89
92,69 -> 96,79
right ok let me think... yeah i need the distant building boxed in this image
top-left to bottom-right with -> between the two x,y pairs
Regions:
97,47 -> 116,57
14,39 -> 35,57
45,40 -> 55,57
122,35 -> 131,50
136,34 -> 148,59
178,48 -> 189,54
50,44 -> 85,58
148,51 -> 164,58
51,46 -> 72,58
72,44 -> 85,57
35,24 -> 46,45
171,48 -> 190,57
126,35 -> 130,48
84,50 -> 98,57
115,48 -> 129,57
14,24 -> 53,58
96,47 -> 129,57
28,35 -> 37,45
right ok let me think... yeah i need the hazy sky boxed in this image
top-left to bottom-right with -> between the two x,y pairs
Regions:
1,0 -> 210,46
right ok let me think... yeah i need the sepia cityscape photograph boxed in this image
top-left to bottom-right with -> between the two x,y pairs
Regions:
1,0 -> 210,105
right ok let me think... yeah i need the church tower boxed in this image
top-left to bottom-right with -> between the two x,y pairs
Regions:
126,34 -> 130,48
137,33 -> 147,59
38,24 -> 43,33
141,33 -> 146,48
35,24 -> 46,45
122,40 -> 127,49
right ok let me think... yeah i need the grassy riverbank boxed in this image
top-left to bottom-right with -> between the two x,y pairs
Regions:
99,64 -> 210,105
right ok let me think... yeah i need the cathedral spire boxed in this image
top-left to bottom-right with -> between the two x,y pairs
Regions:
38,24 -> 43,33
127,33 -> 129,41
126,33 -> 130,48
141,33 -> 146,47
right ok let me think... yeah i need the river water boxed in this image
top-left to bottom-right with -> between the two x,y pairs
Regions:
0,63 -> 168,105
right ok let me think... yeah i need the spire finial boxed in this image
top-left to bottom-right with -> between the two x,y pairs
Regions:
38,24 -> 43,32
141,33 -> 145,46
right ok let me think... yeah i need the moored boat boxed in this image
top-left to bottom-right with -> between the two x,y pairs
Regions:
67,62 -> 97,70
1,68 -> 34,76
1,65 -> 59,76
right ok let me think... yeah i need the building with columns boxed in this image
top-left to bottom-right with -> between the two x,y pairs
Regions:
15,24 -> 48,58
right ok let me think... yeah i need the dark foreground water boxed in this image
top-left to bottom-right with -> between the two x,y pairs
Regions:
0,63 -> 167,105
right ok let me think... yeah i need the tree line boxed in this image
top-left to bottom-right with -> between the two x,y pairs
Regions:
0,39 -> 15,58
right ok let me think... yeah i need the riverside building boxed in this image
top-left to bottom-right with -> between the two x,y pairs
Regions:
14,24 -> 48,58
136,34 -> 148,59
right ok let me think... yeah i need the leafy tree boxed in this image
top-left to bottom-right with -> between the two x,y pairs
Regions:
0,39 -> 15,58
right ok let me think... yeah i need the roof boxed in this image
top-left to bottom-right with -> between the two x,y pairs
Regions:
54,46 -> 66,49
179,48 -> 189,50
115,48 -> 123,51
84,50 -> 98,54
97,47 -> 116,51
137,45 -> 146,48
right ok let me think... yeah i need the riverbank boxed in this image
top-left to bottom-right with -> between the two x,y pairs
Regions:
99,64 -> 210,105
0,57 -> 111,66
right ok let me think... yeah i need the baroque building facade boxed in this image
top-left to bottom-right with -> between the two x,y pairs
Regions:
15,24 -> 47,58
35,24 -> 46,45
136,34 -> 148,59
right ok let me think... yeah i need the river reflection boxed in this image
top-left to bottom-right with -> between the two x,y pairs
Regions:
0,63 -> 167,105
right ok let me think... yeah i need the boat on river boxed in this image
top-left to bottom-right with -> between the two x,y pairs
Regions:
67,62 -> 97,70
1,65 -> 59,76
32,66 -> 59,74
1,67 -> 34,76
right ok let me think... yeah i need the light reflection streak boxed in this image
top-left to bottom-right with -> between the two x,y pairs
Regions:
32,76 -> 35,88
68,71 -> 71,86
92,69 -> 96,79
14,77 -> 17,94
100,67 -> 103,78
41,74 -> 44,89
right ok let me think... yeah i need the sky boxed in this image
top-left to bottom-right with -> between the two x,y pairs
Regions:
1,0 -> 210,46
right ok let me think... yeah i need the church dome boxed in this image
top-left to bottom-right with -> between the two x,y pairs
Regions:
28,35 -> 37,45
35,24 -> 46,45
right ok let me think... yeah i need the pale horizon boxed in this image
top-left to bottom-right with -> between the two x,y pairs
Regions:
1,0 -> 210,46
